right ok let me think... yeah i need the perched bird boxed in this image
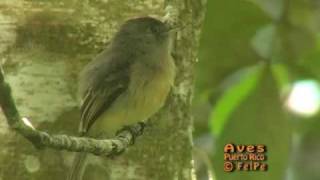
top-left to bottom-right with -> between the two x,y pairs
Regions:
68,17 -> 176,180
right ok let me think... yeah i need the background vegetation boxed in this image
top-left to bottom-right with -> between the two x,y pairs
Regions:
194,0 -> 320,180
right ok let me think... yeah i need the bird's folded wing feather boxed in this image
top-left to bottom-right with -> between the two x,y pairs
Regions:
78,54 -> 130,133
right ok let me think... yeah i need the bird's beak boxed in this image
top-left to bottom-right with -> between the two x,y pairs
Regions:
168,26 -> 179,33
164,24 -> 180,34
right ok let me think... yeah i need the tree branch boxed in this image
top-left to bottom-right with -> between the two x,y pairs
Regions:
0,66 -> 144,156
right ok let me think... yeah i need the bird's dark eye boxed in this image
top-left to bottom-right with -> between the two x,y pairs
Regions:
149,26 -> 160,34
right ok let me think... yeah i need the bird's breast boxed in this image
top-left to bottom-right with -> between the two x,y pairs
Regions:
89,55 -> 175,137
127,56 -> 175,122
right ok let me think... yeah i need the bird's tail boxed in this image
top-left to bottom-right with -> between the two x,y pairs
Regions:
67,152 -> 87,180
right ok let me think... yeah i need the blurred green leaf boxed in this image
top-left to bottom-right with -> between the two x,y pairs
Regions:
246,0 -> 284,20
271,63 -> 291,90
213,67 -> 291,180
299,34 -> 320,80
196,0 -> 270,95
293,117 -> 320,180
288,0 -> 319,31
251,24 -> 276,59
210,64 -> 264,136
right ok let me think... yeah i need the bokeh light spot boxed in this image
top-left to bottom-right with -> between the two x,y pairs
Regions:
286,80 -> 320,117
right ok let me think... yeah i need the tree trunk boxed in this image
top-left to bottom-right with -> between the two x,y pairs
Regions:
0,0 -> 206,180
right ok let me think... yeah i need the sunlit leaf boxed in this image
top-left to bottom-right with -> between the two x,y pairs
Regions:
210,64 -> 264,136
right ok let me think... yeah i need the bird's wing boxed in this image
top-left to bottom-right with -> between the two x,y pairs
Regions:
78,54 -> 130,134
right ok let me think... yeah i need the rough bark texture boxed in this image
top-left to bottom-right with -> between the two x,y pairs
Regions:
0,0 -> 206,179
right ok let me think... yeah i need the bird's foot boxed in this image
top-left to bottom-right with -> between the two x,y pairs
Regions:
116,122 -> 146,145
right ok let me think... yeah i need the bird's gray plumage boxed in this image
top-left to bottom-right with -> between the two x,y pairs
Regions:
78,17 -> 170,134
68,17 -> 175,180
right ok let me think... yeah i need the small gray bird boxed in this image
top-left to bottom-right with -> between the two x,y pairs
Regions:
68,17 -> 176,180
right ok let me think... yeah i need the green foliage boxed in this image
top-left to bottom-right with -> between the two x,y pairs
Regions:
271,63 -> 291,90
299,35 -> 320,80
251,24 -> 276,59
210,64 -> 264,136
196,0 -> 320,179
196,0 -> 271,93
212,68 -> 291,180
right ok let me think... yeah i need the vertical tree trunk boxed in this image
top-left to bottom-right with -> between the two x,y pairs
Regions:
0,0 -> 206,179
